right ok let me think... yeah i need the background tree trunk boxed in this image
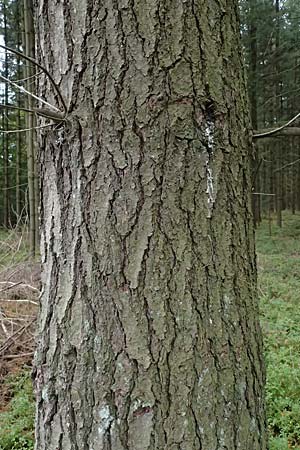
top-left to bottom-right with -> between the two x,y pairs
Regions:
34,2 -> 267,449
249,0 -> 261,227
16,0 -> 23,221
275,0 -> 283,228
3,1 -> 9,228
24,0 -> 37,254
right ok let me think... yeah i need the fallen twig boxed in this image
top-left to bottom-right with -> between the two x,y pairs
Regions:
2,352 -> 34,360
0,318 -> 36,354
0,281 -> 40,294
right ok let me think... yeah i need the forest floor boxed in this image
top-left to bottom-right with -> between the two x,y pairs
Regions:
0,228 -> 40,386
257,212 -> 300,450
0,228 -> 39,450
0,213 -> 299,450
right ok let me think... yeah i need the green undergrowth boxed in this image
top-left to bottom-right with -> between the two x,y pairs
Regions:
257,212 -> 300,450
0,372 -> 34,450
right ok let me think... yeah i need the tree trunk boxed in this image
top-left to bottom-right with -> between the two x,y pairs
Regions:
34,2 -> 267,450
24,0 -> 37,254
16,0 -> 23,222
275,0 -> 283,228
249,0 -> 261,227
296,142 -> 300,211
3,1 -> 9,228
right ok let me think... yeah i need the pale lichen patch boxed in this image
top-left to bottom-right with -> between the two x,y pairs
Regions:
205,119 -> 215,153
204,118 -> 216,218
206,164 -> 214,218
98,405 -> 113,437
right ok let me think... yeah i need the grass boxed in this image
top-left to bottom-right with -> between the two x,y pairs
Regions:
0,214 -> 300,449
257,212 -> 300,449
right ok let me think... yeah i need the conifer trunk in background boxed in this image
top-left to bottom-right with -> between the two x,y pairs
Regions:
23,0 -> 37,253
16,93 -> 21,220
34,2 -> 267,449
16,0 -> 22,221
249,0 -> 261,227
295,141 -> 300,212
3,1 -> 9,228
275,0 -> 283,227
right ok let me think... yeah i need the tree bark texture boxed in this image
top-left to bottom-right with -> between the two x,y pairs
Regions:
34,1 -> 267,450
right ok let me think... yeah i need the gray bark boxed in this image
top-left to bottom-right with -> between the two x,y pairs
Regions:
34,1 -> 267,450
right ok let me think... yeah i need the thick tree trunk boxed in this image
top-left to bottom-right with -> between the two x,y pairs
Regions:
34,2 -> 267,450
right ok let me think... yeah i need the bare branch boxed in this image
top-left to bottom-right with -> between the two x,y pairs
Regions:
0,44 -> 67,113
0,122 -> 57,134
0,299 -> 38,305
0,183 -> 28,192
0,103 -> 37,115
0,280 -> 22,293
0,104 -> 65,123
252,192 -> 276,196
0,318 -> 36,354
0,72 -> 60,112
2,352 -> 34,360
13,70 -> 43,83
253,110 -> 300,139
273,158 -> 300,173
0,308 -> 9,337
33,107 -> 66,121
0,281 -> 40,293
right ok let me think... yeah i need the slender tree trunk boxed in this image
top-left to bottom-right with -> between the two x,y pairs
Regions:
296,144 -> 300,211
296,142 -> 300,212
24,0 -> 37,254
268,145 -> 275,212
16,96 -> 21,221
3,1 -> 9,228
249,0 -> 261,227
16,1 -> 22,221
34,2 -> 267,450
275,0 -> 282,227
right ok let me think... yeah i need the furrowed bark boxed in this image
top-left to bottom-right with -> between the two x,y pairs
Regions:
34,2 -> 267,449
